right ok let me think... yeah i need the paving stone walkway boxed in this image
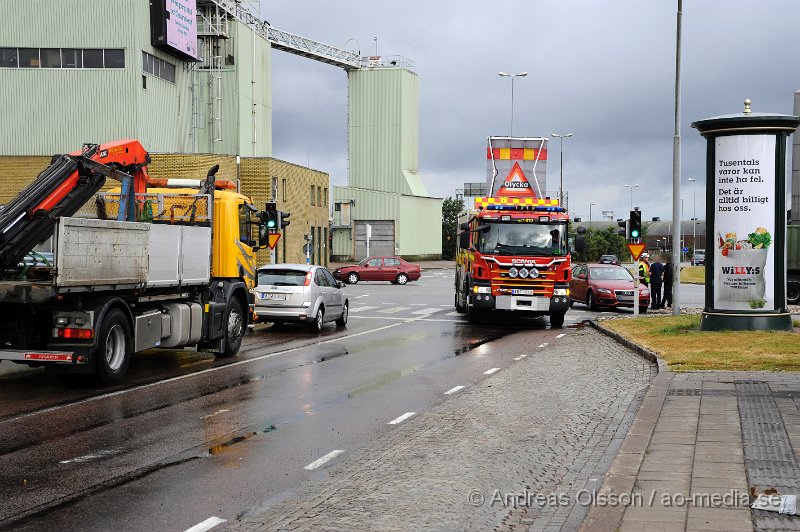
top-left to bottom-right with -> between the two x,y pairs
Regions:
224,328 -> 656,531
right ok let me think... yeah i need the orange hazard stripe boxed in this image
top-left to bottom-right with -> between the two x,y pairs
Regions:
486,148 -> 548,161
474,197 -> 560,207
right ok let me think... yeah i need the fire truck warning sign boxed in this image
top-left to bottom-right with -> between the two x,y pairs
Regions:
713,134 -> 775,311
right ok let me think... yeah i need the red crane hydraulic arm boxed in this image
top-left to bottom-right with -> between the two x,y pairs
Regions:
0,139 -> 151,272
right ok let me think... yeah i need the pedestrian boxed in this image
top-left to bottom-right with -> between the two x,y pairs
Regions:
662,256 -> 673,308
649,255 -> 664,310
638,254 -> 650,288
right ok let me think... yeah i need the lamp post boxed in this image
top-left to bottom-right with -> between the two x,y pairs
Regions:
624,183 -> 639,211
498,71 -> 527,136
552,133 -> 573,206
589,202 -> 596,227
688,177 -> 696,256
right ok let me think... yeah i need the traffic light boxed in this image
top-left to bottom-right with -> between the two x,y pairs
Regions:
617,219 -> 630,239
630,209 -> 642,240
264,202 -> 278,233
278,210 -> 291,229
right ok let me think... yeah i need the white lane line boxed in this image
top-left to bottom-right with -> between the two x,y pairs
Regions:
379,306 -> 411,314
351,316 -> 466,323
388,412 -> 416,425
556,333 -> 566,339
201,409 -> 230,419
444,385 -> 465,395
184,516 -> 227,532
60,448 -> 123,464
439,304 -> 451,307
538,343 -> 549,348
409,303 -> 427,306
304,450 -> 345,470
412,307 -> 442,315
572,310 -> 585,314
348,305 -> 378,313
484,368 -> 500,375
513,354 -> 528,361
446,311 -> 462,316
351,294 -> 369,299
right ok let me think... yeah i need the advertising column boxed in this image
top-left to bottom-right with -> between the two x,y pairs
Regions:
692,100 -> 799,331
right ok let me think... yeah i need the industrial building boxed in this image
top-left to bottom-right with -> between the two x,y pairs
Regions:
0,0 -> 441,263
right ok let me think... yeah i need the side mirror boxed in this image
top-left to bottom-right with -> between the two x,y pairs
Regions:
576,226 -> 587,234
577,273 -> 587,280
460,222 -> 470,231
575,234 -> 585,253
337,281 -> 346,288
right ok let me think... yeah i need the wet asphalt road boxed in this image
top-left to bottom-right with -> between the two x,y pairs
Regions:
0,272 -> 701,531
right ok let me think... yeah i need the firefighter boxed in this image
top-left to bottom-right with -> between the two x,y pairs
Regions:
638,254 -> 651,287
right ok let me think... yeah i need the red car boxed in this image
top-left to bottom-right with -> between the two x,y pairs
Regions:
333,256 -> 421,285
569,263 -> 650,312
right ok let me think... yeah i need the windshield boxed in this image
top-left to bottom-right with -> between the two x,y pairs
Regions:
476,222 -> 567,256
257,269 -> 308,286
589,267 -> 633,281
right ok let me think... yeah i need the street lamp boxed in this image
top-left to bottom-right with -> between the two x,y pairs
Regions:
498,71 -> 527,136
624,183 -> 639,211
589,202 -> 596,226
552,133 -> 573,206
688,177 -> 696,258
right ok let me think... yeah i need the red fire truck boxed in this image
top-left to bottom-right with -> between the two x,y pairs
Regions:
454,137 -> 577,328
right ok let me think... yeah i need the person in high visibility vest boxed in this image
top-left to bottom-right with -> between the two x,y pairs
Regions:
638,255 -> 651,287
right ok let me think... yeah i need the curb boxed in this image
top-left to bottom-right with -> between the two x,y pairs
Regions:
580,320 -> 672,531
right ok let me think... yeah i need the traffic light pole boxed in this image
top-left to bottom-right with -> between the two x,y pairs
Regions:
634,257 -> 640,317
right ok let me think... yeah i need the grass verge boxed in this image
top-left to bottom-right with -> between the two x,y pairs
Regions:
680,265 -> 705,284
603,315 -> 800,371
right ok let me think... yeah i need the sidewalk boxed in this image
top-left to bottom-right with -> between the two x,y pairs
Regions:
583,322 -> 800,532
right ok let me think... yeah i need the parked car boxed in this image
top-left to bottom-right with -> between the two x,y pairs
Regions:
570,263 -> 650,312
333,256 -> 421,285
598,254 -> 621,265
253,264 -> 348,332
692,249 -> 705,266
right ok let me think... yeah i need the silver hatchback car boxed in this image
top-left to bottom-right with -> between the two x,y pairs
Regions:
253,264 -> 349,332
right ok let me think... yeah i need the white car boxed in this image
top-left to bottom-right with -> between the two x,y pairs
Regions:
253,264 -> 349,332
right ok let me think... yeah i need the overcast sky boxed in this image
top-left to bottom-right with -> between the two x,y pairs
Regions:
257,0 -> 800,221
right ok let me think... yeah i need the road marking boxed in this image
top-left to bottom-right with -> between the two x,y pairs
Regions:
388,412 -> 416,424
351,294 -> 369,299
201,409 -> 230,419
348,306 -> 378,313
412,307 -> 442,315
184,516 -> 227,532
350,316 -> 466,323
556,333 -> 566,339
444,385 -> 465,395
513,354 -> 528,361
439,304 -> 451,307
572,310 -> 584,314
379,306 -> 410,314
409,303 -> 427,306
59,448 -> 123,464
304,450 -> 345,470
538,343 -> 549,348
446,311 -> 462,316
484,368 -> 500,375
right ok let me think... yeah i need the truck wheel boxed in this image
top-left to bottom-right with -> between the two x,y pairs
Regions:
788,282 -> 800,305
217,298 -> 244,357
95,308 -> 131,386
550,312 -> 565,329
455,291 -> 466,313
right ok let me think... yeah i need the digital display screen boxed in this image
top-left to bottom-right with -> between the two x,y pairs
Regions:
150,0 -> 198,61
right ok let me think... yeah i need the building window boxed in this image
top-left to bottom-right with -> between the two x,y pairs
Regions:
142,51 -> 175,83
310,186 -> 315,206
282,179 -> 287,202
271,176 -> 278,201
0,47 -> 125,69
317,186 -> 322,208
324,188 -> 328,207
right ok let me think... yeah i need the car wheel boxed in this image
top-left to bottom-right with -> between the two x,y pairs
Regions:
396,273 -> 409,285
639,306 -> 649,314
216,298 -> 244,357
95,308 -> 132,386
587,291 -> 598,311
336,302 -> 348,326
309,306 -> 324,332
347,272 -> 359,284
787,282 -> 800,305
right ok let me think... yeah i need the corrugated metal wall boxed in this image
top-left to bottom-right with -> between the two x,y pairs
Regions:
0,1 -> 271,157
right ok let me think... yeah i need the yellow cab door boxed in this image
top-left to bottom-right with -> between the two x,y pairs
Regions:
212,193 -> 257,288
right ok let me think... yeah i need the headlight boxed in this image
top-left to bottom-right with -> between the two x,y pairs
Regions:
553,288 -> 569,296
473,286 -> 491,294
596,288 -> 612,294
641,289 -> 650,295
508,267 -> 519,278
519,267 -> 529,278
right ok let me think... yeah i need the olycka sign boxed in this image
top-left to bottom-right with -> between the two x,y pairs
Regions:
496,162 -> 536,197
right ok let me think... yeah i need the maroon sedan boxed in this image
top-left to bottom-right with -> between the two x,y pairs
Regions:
333,257 -> 421,285
569,263 -> 650,312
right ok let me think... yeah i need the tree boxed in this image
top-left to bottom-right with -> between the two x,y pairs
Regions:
572,227 -> 628,262
441,196 -> 464,260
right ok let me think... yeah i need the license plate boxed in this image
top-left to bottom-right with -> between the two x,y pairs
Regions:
262,293 -> 286,301
511,289 -> 534,295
